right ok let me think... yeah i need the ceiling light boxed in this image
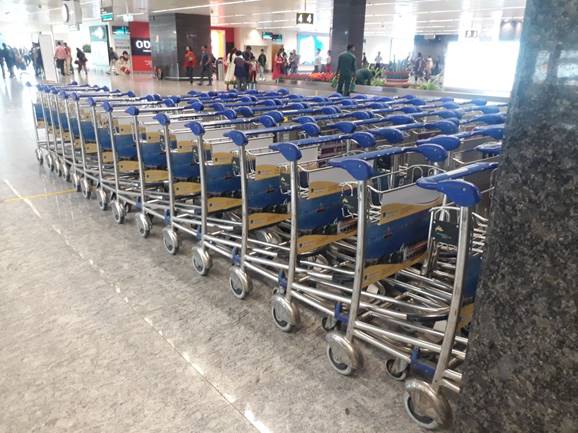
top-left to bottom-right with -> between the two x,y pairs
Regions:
152,0 -> 262,14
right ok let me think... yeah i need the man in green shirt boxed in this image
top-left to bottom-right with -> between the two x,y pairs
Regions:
336,44 -> 356,96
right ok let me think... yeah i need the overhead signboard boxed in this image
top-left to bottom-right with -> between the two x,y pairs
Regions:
100,0 -> 113,22
262,32 -> 283,42
296,12 -> 314,25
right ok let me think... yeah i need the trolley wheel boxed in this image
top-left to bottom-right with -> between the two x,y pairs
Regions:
111,200 -> 125,224
35,148 -> 43,165
403,379 -> 452,430
228,266 -> 252,299
192,246 -> 212,275
62,164 -> 70,182
46,154 -> 54,171
80,178 -> 91,199
385,358 -> 409,381
325,332 -> 362,376
96,188 -> 109,211
135,213 -> 152,238
162,228 -> 179,255
271,294 -> 300,332
55,160 -> 63,177
71,173 -> 81,192
321,316 -> 339,332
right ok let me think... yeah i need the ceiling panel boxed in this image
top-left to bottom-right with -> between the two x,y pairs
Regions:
0,0 -> 526,38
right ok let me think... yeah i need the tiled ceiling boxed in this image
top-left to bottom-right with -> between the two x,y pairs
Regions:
0,0 -> 526,37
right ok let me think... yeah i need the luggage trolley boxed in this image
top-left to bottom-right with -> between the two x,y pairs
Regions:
63,90 -> 148,198
227,129 -> 416,330
149,112 -> 320,265
27,82 -> 94,166
265,144 -> 447,375
36,84 -> 104,174
402,154 -> 500,430
122,102 -> 251,240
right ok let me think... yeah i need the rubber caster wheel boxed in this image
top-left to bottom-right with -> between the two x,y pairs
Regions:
71,173 -> 81,192
135,213 -> 152,238
96,188 -> 109,211
321,316 -> 339,331
325,332 -> 362,376
55,160 -> 62,177
80,178 -> 91,199
385,358 -> 409,381
162,228 -> 179,255
228,266 -> 252,299
271,294 -> 300,332
403,379 -> 451,430
192,246 -> 212,275
46,154 -> 54,171
111,200 -> 125,224
62,165 -> 70,182
35,148 -> 44,166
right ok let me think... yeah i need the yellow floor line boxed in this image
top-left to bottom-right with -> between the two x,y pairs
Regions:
2,188 -> 76,203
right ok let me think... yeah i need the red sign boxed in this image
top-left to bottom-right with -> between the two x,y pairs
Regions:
129,21 -> 152,72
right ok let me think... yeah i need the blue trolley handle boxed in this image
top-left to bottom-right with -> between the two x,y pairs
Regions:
225,122 -> 321,146
416,161 -> 499,207
269,132 -> 361,162
328,144 -> 448,181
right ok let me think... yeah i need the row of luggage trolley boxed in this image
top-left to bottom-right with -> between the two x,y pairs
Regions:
28,81 -> 505,430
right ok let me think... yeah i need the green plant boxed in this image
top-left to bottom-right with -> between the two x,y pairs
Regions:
82,44 -> 91,53
417,80 -> 441,91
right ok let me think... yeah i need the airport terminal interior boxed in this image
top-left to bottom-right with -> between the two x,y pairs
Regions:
0,1 -> 576,433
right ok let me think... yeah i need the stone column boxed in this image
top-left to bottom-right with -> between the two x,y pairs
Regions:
330,0 -> 367,69
455,1 -> 578,433
150,13 -> 210,78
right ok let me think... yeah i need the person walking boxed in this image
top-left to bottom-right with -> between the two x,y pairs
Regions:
75,47 -> 87,75
314,48 -> 322,72
289,50 -> 299,74
424,55 -> 434,80
54,41 -> 67,78
272,49 -> 284,82
234,50 -> 248,90
0,49 -> 5,79
183,46 -> 197,84
413,52 -> 424,82
198,45 -> 214,86
63,42 -> 72,75
257,49 -> 266,80
224,48 -> 236,89
374,51 -> 382,68
31,43 -> 43,77
325,50 -> 332,73
242,45 -> 254,82
336,44 -> 356,96
362,52 -> 369,68
107,46 -> 118,75
281,48 -> 288,75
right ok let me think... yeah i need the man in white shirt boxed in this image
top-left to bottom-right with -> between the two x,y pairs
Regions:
314,48 -> 322,72
375,51 -> 383,68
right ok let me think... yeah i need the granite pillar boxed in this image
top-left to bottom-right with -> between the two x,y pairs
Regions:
455,1 -> 578,433
330,0 -> 366,69
149,13 -> 210,78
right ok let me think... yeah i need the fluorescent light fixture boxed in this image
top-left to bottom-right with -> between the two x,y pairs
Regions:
152,0 -> 262,14
257,19 -> 290,24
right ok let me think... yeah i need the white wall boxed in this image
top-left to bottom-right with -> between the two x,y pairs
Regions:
234,28 -> 298,70
364,35 -> 415,64
363,36 -> 391,64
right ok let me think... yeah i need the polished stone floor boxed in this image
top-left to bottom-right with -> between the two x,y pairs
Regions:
0,72 -> 424,433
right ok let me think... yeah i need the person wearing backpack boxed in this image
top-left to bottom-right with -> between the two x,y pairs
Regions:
198,45 -> 214,86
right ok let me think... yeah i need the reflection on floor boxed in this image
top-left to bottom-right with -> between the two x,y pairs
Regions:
0,73 -> 423,433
